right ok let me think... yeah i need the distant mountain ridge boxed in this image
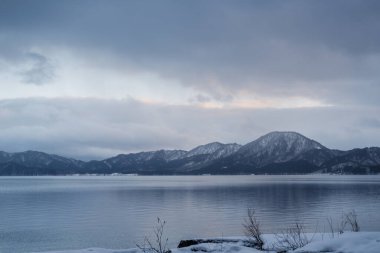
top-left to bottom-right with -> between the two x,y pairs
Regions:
0,131 -> 379,175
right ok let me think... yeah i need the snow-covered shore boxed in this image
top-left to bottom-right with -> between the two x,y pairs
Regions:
33,232 -> 380,253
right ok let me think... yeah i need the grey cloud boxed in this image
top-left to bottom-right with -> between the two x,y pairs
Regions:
0,98 -> 379,160
361,118 -> 380,129
1,0 -> 380,105
1,0 -> 380,156
0,97 -> 193,160
189,94 -> 212,104
188,93 -> 234,104
18,53 -> 55,85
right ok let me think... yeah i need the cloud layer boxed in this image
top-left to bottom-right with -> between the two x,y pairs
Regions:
0,98 -> 379,160
0,0 -> 379,159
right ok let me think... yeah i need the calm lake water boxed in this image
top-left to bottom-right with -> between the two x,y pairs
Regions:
0,175 -> 380,253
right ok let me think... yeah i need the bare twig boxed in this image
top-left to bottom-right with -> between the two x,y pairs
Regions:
326,210 -> 360,238
326,217 -> 335,238
345,210 -> 360,232
273,222 -> 311,251
337,213 -> 347,234
137,217 -> 171,253
243,208 -> 264,250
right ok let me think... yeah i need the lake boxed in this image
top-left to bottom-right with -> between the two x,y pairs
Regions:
0,175 -> 379,253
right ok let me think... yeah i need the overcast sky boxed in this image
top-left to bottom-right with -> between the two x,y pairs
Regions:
0,0 -> 379,160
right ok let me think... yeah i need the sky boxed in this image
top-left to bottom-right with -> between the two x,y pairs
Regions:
0,0 -> 379,160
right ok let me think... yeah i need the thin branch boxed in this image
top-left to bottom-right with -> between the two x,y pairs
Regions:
136,217 -> 171,253
243,208 -> 264,250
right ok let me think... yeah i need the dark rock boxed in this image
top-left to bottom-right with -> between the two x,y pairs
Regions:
178,240 -> 202,248
177,239 -> 253,248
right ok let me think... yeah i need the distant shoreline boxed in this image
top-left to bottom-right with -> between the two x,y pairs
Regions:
1,173 -> 379,177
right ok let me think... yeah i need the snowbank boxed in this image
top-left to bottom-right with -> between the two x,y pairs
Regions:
293,232 -> 380,253
33,232 -> 380,253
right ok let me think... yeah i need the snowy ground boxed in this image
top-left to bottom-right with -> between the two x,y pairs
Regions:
33,232 -> 380,253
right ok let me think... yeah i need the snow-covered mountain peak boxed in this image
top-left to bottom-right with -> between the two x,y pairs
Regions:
253,131 -> 324,150
184,142 -> 242,160
185,142 -> 226,157
237,131 -> 327,165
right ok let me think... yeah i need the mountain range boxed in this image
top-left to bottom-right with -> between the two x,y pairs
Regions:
1,131 -> 379,175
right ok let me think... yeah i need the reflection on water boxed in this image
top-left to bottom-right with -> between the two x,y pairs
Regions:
0,175 -> 379,253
